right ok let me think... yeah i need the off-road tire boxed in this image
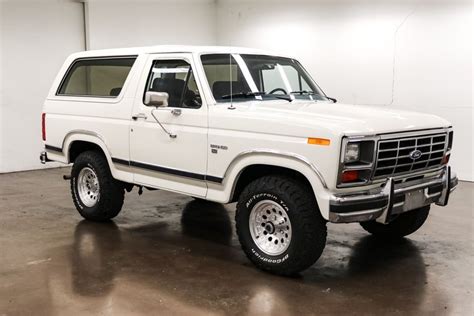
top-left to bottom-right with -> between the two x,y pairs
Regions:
236,175 -> 327,276
360,206 -> 430,238
71,150 -> 124,221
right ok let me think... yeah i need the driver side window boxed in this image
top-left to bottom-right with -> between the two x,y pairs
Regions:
145,59 -> 202,109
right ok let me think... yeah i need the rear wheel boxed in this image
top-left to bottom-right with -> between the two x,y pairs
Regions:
236,175 -> 327,276
360,206 -> 430,238
71,150 -> 124,221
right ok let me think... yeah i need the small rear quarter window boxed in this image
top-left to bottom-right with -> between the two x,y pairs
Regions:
57,57 -> 136,97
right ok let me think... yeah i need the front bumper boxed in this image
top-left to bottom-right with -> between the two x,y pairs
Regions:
329,166 -> 458,223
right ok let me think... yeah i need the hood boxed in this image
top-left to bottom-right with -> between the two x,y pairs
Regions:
241,101 -> 451,136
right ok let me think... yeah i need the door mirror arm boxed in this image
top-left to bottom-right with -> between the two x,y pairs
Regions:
150,108 -> 177,139
144,91 -> 176,138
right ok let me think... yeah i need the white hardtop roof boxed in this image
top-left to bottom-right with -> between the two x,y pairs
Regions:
70,45 -> 293,59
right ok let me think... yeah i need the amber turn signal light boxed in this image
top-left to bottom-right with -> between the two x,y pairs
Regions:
341,170 -> 359,183
307,138 -> 330,146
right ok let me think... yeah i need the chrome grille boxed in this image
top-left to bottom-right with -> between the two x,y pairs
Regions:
374,133 -> 447,178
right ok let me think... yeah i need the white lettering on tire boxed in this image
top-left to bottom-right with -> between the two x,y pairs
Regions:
251,248 -> 289,263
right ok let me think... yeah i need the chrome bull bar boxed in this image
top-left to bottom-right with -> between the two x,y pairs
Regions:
329,166 -> 458,223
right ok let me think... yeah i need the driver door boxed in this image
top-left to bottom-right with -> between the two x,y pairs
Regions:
129,53 -> 208,197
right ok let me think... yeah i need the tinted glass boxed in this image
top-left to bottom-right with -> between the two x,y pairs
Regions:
58,57 -> 136,97
145,59 -> 202,108
201,54 -> 251,102
241,54 -> 326,100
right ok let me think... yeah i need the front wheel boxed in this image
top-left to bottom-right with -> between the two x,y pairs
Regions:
71,150 -> 124,221
236,176 -> 327,276
360,206 -> 430,238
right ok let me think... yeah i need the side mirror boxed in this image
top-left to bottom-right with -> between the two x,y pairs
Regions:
145,91 -> 169,107
327,97 -> 337,103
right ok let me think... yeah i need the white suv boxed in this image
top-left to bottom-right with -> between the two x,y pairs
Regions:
41,45 -> 458,275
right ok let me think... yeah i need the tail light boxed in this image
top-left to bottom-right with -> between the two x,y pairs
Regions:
41,113 -> 46,141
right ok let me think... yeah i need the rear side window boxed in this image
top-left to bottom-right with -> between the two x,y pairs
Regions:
57,57 -> 136,97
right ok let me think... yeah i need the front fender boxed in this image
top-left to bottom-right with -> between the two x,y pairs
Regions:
206,150 -> 333,219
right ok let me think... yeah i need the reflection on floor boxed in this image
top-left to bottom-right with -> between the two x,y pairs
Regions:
0,167 -> 472,315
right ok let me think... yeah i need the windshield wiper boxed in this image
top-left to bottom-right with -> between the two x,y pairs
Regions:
222,91 -> 293,102
290,90 -> 315,95
221,91 -> 266,99
273,95 -> 293,102
291,90 -> 331,101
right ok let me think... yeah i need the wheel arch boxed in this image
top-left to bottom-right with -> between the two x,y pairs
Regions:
64,132 -> 110,164
229,164 -> 313,203
63,131 -> 132,183
209,150 -> 329,218
68,140 -> 106,163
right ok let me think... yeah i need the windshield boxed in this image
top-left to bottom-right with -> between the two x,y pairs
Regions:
201,53 -> 327,103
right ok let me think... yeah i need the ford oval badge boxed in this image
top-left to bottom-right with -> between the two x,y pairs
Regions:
409,149 -> 422,160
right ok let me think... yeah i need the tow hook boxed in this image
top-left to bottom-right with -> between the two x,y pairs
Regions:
39,151 -> 48,164
63,174 -> 72,180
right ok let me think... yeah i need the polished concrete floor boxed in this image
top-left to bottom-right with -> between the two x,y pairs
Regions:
0,167 -> 472,315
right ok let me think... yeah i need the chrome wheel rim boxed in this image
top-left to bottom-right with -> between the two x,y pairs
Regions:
249,200 -> 292,256
77,167 -> 100,207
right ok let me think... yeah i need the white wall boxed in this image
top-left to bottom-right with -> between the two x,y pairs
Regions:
216,0 -> 473,181
0,1 -> 4,172
0,0 -> 217,173
0,1 -> 85,172
1,0 -> 472,181
86,0 -> 217,49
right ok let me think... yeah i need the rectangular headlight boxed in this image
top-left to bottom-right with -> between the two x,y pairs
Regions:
344,143 -> 360,163
338,139 -> 376,187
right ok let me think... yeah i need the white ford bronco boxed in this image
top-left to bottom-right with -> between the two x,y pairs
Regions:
41,45 -> 458,275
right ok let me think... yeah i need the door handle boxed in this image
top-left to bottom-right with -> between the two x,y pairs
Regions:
171,108 -> 182,116
132,113 -> 147,120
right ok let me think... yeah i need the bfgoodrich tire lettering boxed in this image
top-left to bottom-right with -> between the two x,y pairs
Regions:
236,176 -> 327,276
71,150 -> 124,221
